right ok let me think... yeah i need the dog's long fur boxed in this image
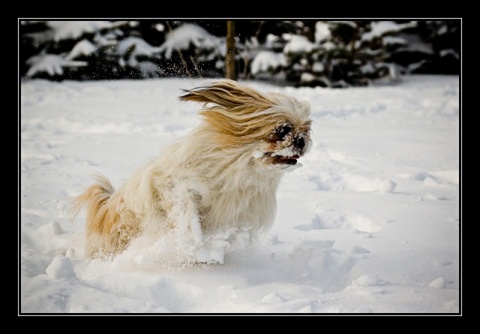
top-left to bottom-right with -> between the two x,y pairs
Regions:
72,80 -> 312,259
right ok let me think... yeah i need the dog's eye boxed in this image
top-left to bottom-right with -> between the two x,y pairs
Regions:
276,125 -> 292,139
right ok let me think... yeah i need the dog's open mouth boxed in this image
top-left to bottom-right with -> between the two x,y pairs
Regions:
252,150 -> 302,167
271,154 -> 300,165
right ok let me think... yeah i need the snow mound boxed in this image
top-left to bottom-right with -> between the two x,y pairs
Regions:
378,180 -> 397,193
46,255 -> 77,281
428,276 -> 446,289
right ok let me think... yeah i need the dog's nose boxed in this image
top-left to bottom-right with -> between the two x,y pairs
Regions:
294,136 -> 305,149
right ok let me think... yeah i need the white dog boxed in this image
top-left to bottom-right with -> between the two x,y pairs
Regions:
73,80 -> 312,260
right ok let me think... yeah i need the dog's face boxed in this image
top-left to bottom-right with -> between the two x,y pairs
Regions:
259,120 -> 312,168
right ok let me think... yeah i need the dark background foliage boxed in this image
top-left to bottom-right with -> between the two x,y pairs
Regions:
19,19 -> 460,88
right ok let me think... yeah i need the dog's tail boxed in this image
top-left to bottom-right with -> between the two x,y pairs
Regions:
71,174 -> 114,220
71,174 -> 117,258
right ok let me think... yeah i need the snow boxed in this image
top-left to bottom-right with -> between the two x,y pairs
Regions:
47,21 -> 113,42
250,51 -> 286,75
397,33 -> 434,55
26,52 -> 87,77
312,62 -> 325,73
362,21 -> 417,41
440,49 -> 459,59
383,36 -> 408,46
66,39 -> 97,61
116,37 -> 161,58
284,35 -> 316,54
315,22 -> 331,43
20,75 -> 460,314
116,37 -> 162,67
158,23 -> 220,59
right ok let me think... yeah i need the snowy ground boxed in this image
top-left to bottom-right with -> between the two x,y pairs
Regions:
19,75 -> 460,314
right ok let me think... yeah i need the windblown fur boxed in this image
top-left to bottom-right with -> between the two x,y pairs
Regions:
72,79 -> 312,259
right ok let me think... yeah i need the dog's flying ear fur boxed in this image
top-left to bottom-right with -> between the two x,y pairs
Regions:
179,79 -> 273,111
179,80 -> 286,145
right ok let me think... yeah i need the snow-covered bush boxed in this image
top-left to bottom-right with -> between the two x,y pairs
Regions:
387,20 -> 460,75
278,21 -> 415,87
20,20 -> 460,86
20,20 -> 225,80
157,23 -> 224,78
22,20 -> 138,80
